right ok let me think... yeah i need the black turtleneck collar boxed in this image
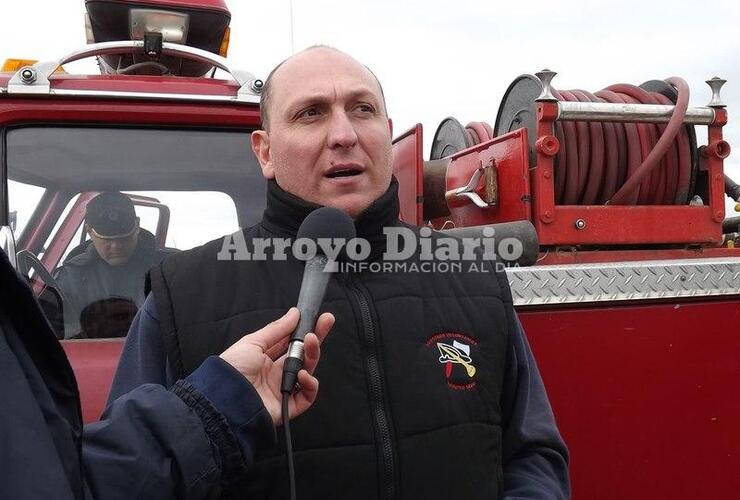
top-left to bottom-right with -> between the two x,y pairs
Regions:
260,177 -> 401,242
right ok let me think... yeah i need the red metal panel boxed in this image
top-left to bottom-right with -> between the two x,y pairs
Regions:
538,246 -> 740,265
531,102 -> 558,232
706,108 -> 729,224
49,74 -> 239,96
531,101 -> 726,246
61,339 -> 125,423
0,98 -> 260,128
519,299 -> 740,500
3,74 -> 242,98
436,128 -> 531,228
391,124 -> 424,226
537,205 -> 721,245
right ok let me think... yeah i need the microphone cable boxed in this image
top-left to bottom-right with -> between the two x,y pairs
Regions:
278,206 -> 356,500
279,306 -> 313,500
282,352 -> 303,500
281,392 -> 297,500
281,346 -> 304,500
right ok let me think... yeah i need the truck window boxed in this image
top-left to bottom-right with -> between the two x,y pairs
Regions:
8,179 -> 46,235
125,190 -> 238,250
44,194 -> 84,263
5,125 -> 264,339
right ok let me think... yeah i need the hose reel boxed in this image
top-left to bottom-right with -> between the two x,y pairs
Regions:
429,76 -> 712,207
494,75 -> 702,206
425,71 -> 732,248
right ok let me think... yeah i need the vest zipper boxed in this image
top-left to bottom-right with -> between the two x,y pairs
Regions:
343,274 -> 397,500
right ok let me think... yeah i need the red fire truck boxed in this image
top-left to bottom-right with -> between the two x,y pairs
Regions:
2,1 -> 739,499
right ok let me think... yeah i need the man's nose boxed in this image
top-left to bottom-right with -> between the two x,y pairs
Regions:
327,111 -> 358,149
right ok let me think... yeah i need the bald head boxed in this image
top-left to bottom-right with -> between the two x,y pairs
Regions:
249,45 -> 394,217
259,46 -> 387,131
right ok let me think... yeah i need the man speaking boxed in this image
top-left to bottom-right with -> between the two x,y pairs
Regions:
110,46 -> 570,499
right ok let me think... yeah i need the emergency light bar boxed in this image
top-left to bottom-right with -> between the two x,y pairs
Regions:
84,0 -> 231,76
130,9 -> 190,44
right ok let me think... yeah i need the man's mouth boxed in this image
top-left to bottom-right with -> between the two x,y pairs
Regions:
325,166 -> 364,178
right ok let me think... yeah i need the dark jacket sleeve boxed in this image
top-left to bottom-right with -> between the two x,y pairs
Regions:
107,294 -> 172,403
500,315 -> 571,500
83,357 -> 274,500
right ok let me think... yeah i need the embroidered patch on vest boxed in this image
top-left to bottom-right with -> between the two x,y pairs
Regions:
426,333 -> 479,390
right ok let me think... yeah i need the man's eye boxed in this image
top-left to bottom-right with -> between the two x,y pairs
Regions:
356,104 -> 375,113
298,108 -> 320,119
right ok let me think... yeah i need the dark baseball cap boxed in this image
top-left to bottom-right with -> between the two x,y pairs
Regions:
85,192 -> 137,239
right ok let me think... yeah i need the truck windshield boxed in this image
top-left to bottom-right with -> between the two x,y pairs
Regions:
5,125 -> 266,340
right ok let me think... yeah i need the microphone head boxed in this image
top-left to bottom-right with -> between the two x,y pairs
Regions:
297,206 -> 356,243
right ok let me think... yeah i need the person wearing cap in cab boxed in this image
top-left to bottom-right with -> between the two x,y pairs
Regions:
55,192 -> 172,338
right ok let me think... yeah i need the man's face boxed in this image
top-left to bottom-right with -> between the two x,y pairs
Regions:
88,226 -> 139,266
251,48 -> 394,218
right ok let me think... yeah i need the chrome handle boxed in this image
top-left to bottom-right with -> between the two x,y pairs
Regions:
8,41 -> 262,99
446,167 -> 490,209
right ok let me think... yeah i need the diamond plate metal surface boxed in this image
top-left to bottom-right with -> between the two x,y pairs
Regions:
506,257 -> 740,307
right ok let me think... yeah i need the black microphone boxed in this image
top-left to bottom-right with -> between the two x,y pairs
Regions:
280,206 -> 355,394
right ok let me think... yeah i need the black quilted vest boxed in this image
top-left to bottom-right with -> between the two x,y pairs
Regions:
149,180 -> 513,500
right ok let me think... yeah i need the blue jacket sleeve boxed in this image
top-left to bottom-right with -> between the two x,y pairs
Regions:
83,355 -> 274,500
500,315 -> 571,500
103,294 -> 277,490
83,378 -> 234,500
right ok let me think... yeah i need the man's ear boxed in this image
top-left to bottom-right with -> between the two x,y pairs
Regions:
251,130 -> 275,179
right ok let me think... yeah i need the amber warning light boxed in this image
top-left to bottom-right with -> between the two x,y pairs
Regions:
2,59 -> 38,72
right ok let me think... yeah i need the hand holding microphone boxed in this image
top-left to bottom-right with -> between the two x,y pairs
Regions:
276,207 -> 356,500
280,207 -> 356,395
219,307 -> 335,425
221,206 -> 354,426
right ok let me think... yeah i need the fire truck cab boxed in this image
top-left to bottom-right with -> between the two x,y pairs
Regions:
2,1 -> 739,499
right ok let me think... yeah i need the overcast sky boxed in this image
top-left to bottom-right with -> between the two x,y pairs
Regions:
2,0 -> 739,216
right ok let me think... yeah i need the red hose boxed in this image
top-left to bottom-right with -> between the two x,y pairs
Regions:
571,89 -> 606,205
552,78 -> 692,205
466,122 -> 493,144
459,78 -> 693,207
552,89 -> 581,204
594,89 -> 643,204
607,85 -> 665,203
585,90 -> 620,203
559,90 -> 592,202
608,78 -> 689,204
651,92 -> 692,203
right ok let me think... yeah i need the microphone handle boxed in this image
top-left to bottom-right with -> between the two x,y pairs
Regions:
281,255 -> 332,393
293,256 -> 331,343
